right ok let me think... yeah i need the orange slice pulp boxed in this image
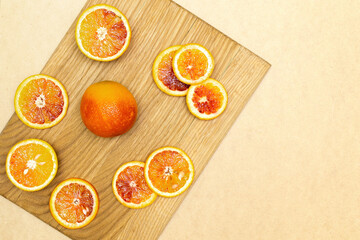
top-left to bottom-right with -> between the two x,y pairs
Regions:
152,45 -> 190,96
6,139 -> 58,191
144,147 -> 194,198
112,161 -> 157,209
186,78 -> 227,120
172,43 -> 214,85
14,74 -> 68,129
49,178 -> 99,229
75,4 -> 131,61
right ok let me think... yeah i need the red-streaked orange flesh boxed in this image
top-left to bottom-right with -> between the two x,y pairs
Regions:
79,8 -> 127,58
18,78 -> 64,124
54,183 -> 94,224
9,143 -> 54,187
158,49 -> 189,92
116,165 -> 153,204
148,150 -> 191,193
191,83 -> 224,114
177,49 -> 208,81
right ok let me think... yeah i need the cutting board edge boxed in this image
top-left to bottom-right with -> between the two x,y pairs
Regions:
168,0 -> 271,67
0,0 -> 272,239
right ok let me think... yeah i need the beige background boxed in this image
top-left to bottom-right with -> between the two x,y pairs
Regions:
1,0 -> 360,239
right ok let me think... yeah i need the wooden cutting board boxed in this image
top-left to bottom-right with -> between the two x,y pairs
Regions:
0,0 -> 270,239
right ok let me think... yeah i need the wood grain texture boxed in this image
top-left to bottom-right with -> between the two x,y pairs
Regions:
0,0 -> 270,239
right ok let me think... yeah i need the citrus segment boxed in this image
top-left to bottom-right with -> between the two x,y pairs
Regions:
14,74 -> 68,129
144,147 -> 194,198
153,45 -> 190,96
6,139 -> 58,191
50,178 -> 99,229
112,161 -> 157,209
76,4 -> 131,61
177,49 -> 208,80
186,78 -> 228,120
172,43 -> 214,85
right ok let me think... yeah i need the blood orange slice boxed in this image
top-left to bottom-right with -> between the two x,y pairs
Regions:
76,4 -> 131,61
186,78 -> 228,120
144,147 -> 194,198
112,161 -> 157,209
172,43 -> 214,85
49,178 -> 99,229
6,139 -> 58,192
152,45 -> 190,96
14,74 -> 68,129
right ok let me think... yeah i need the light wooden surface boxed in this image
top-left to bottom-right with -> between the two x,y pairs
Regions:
2,0 -> 360,239
0,0 -> 269,239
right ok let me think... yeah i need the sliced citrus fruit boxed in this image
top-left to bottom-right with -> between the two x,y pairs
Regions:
14,74 -> 68,129
6,139 -> 58,192
186,78 -> 228,120
75,4 -> 131,61
144,147 -> 194,198
112,161 -> 157,209
172,43 -> 214,85
49,178 -> 99,229
152,45 -> 190,96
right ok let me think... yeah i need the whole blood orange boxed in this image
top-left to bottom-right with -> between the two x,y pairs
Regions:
80,81 -> 137,137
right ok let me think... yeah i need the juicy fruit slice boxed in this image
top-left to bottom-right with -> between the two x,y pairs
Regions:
152,45 -> 190,96
49,178 -> 99,229
144,147 -> 194,198
186,78 -> 228,120
14,74 -> 68,129
112,161 -> 157,209
6,139 -> 58,191
76,4 -> 131,61
172,43 -> 214,85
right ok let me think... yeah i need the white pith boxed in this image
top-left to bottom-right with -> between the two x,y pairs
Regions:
129,181 -> 137,188
199,96 -> 207,103
164,166 -> 173,176
24,154 -> 44,175
73,198 -> 80,205
35,94 -> 46,108
27,159 -> 37,170
96,27 -> 107,41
